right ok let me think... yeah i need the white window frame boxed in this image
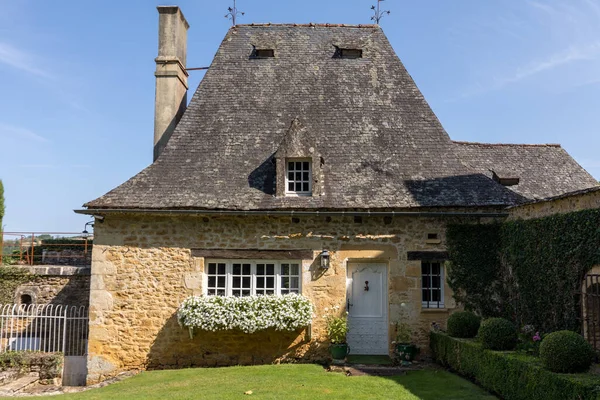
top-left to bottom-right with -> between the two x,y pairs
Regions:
421,260 -> 445,309
204,259 -> 302,297
285,159 -> 312,196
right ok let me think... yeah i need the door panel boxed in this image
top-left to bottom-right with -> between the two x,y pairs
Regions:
346,263 -> 388,355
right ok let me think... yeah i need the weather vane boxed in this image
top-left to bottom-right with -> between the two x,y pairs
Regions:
225,0 -> 245,26
371,0 -> 391,24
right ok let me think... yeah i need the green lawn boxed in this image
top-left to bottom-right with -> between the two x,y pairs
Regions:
52,364 -> 496,400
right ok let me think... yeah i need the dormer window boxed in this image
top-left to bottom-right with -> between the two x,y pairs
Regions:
492,170 -> 520,187
334,47 -> 363,59
286,159 -> 312,196
341,49 -> 362,58
251,48 -> 274,59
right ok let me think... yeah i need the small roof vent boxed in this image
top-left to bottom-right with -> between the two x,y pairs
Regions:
251,46 -> 274,59
492,170 -> 520,186
333,46 -> 363,59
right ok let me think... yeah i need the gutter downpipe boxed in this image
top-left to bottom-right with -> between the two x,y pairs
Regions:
75,208 -> 509,218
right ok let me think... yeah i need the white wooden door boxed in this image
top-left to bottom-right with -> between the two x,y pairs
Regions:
346,263 -> 388,355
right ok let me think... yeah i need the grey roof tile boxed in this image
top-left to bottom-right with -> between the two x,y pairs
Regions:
84,25 -> 597,210
454,141 -> 598,201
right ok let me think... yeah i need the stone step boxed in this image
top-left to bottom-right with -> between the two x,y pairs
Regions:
0,373 -> 39,395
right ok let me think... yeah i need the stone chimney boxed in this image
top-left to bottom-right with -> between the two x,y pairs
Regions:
154,6 -> 189,161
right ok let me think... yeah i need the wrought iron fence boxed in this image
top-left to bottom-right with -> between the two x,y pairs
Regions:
0,304 -> 88,356
581,274 -> 600,351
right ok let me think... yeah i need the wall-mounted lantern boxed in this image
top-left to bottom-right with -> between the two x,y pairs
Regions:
82,221 -> 94,238
320,250 -> 330,269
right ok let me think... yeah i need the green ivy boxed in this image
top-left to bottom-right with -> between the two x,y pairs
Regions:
446,223 -> 512,319
0,266 -> 34,304
447,209 -> 600,333
430,332 -> 600,400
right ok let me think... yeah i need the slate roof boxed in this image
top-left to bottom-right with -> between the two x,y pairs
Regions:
85,25 -> 597,211
454,141 -> 598,201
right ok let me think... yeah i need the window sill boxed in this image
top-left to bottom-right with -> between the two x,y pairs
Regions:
284,193 -> 313,197
421,308 -> 449,313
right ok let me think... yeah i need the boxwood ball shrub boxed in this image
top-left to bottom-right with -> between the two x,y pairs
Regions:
447,311 -> 481,338
478,318 -> 517,350
539,330 -> 594,373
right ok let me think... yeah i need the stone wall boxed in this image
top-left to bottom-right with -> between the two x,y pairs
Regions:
87,212 -> 500,383
508,187 -> 600,220
14,266 -> 90,307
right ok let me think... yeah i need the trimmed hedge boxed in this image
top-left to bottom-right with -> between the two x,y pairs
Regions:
479,318 -> 517,350
447,311 -> 480,338
540,330 -> 594,373
431,332 -> 600,400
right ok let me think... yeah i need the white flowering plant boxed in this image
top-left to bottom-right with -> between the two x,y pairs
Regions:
177,294 -> 313,337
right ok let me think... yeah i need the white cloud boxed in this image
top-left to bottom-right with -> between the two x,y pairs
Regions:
500,42 -> 600,86
0,123 -> 49,143
528,1 -> 557,15
450,0 -> 600,101
0,42 -> 52,78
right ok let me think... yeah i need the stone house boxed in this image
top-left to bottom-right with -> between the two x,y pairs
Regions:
77,7 -> 599,383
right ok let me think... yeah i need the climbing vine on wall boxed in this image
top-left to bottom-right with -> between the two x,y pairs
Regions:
447,208 -> 600,333
446,223 -> 510,319
0,266 -> 34,304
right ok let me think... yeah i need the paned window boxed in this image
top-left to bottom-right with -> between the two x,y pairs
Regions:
280,263 -> 300,294
256,263 -> 276,295
206,262 -> 227,296
205,260 -> 301,297
231,262 -> 252,297
422,261 -> 444,309
286,160 -> 311,196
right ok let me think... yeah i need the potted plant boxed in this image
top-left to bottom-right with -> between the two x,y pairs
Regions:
393,322 -> 418,363
324,306 -> 349,361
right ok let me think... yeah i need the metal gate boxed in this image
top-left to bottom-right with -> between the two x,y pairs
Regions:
581,274 -> 600,351
0,304 -> 88,386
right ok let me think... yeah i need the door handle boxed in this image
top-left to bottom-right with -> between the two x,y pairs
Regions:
347,298 -> 353,312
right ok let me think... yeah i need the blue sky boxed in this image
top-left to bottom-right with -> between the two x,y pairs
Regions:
0,0 -> 599,232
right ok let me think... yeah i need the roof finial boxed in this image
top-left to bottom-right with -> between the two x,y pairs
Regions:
370,0 -> 391,24
225,0 -> 245,26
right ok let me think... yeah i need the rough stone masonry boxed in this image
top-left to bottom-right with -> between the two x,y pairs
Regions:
85,213 -> 478,383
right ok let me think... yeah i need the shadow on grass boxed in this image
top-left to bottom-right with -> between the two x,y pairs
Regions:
383,368 -> 498,400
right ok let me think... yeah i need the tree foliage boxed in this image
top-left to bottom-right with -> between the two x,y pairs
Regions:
0,179 -> 4,231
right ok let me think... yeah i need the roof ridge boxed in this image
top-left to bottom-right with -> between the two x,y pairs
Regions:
234,23 -> 380,28
453,140 -> 562,148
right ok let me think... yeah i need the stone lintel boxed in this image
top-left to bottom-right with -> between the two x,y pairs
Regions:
191,248 -> 313,260
406,251 -> 448,261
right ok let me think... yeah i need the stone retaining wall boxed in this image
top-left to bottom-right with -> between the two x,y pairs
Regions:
14,266 -> 90,307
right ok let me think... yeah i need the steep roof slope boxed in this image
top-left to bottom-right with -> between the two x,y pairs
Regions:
85,25 -> 592,211
455,141 -> 598,201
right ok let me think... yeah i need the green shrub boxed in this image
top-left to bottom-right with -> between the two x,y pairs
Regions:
478,318 -> 517,350
447,311 -> 481,338
430,332 -> 600,400
539,330 -> 594,373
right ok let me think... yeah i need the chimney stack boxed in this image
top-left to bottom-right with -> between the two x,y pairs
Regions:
154,6 -> 189,161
